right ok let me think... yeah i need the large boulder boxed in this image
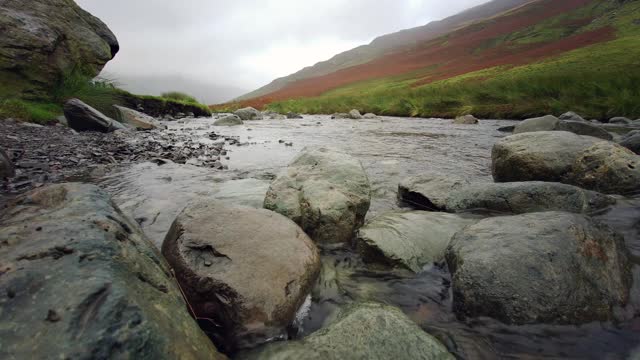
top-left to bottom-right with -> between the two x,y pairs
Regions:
349,109 -> 363,119
398,174 -> 469,211
446,181 -> 615,215
63,98 -> 126,132
356,211 -> 475,272
492,131 -> 640,194
161,201 -> 321,352
453,115 -> 479,124
0,0 -> 119,99
248,302 -> 454,360
620,133 -> 640,155
514,115 -> 612,140
0,184 -> 223,359
559,111 -> 586,122
446,212 -> 632,325
214,114 -> 244,126
264,147 -> 371,244
0,147 -> 14,179
113,105 -> 158,130
234,107 -> 263,120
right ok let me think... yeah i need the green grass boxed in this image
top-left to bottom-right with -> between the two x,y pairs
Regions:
0,99 -> 62,124
161,91 -> 199,104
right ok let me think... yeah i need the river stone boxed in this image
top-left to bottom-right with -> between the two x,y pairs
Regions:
63,98 -> 126,133
214,114 -> 244,126
363,113 -> 377,119
113,105 -> 158,130
0,0 -> 119,99
559,111 -> 586,122
0,183 -> 223,359
264,147 -> 371,244
620,134 -> 640,155
161,201 -> 321,351
356,211 -> 475,272
567,141 -> 640,195
331,113 -> 349,119
513,115 -> 560,133
446,181 -> 616,215
1,147 -> 14,178
248,302 -> 455,360
446,212 -> 632,325
453,115 -> 479,124
234,107 -> 263,120
398,174 -> 470,211
349,109 -> 363,119
514,115 -> 611,140
610,117 -> 633,125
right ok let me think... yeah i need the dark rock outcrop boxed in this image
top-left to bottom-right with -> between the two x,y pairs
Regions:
63,98 -> 126,133
0,183 -> 223,359
446,212 -> 632,325
162,201 -> 321,352
0,0 -> 119,99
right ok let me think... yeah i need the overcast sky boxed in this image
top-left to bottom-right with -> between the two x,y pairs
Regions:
76,0 -> 486,102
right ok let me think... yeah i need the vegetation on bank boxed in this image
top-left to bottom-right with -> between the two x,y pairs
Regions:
0,72 -> 210,124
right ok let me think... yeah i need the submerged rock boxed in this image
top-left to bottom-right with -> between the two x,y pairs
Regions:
492,131 -> 640,194
162,201 -> 320,351
559,111 -> 587,122
398,174 -> 469,211
234,107 -> 263,120
0,0 -> 119,99
0,184 -> 223,359
214,114 -> 244,126
264,147 -> 371,244
113,105 -> 158,130
248,302 -> 454,360
63,98 -> 126,133
446,181 -> 615,215
349,109 -> 363,119
453,115 -> 479,125
1,147 -> 14,178
446,212 -> 631,325
357,211 -> 475,272
514,115 -> 611,140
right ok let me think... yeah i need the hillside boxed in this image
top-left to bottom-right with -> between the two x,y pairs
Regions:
228,0 -> 640,119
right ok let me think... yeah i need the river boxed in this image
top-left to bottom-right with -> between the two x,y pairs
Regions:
100,115 -> 640,359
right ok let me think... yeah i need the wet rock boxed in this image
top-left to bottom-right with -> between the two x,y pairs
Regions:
620,133 -> 640,154
559,111 -> 586,122
497,125 -> 515,133
331,113 -> 349,119
610,117 -> 632,125
363,113 -> 378,119
446,181 -> 615,214
1,147 -> 14,179
0,0 -> 119,99
453,115 -> 479,125
514,115 -> 612,140
286,112 -> 303,119
398,174 -> 469,211
0,184 -> 222,359
63,99 -> 126,133
492,131 -> 640,194
264,147 -> 371,244
235,107 -> 263,120
162,201 -> 320,352
248,302 -> 454,360
446,212 -> 632,325
357,211 -> 475,272
113,105 -> 158,130
214,114 -> 244,126
349,109 -> 363,119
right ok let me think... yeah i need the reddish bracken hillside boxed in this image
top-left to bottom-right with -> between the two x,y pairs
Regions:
236,0 -> 614,109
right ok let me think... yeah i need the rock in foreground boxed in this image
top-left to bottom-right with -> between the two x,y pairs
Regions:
248,302 -> 454,360
446,212 -> 631,325
492,131 -> 640,194
162,201 -> 320,351
234,107 -> 263,120
398,174 -> 469,211
357,211 -> 475,272
0,184 -> 222,359
214,114 -> 244,126
63,98 -> 126,132
0,0 -> 119,99
264,147 -> 371,244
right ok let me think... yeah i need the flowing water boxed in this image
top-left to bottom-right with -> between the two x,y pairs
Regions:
99,115 -> 640,359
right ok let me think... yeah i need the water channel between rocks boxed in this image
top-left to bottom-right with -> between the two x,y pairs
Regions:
99,115 -> 640,359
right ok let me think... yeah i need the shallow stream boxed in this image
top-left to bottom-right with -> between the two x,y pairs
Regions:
100,116 -> 640,359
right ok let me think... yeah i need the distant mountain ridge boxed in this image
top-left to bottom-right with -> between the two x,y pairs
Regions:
236,0 -> 533,101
